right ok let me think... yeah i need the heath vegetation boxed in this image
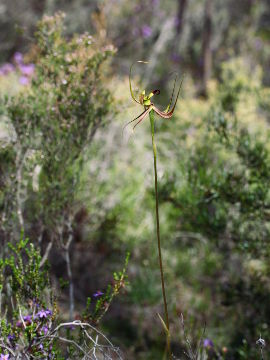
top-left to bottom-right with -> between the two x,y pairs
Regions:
0,1 -> 270,359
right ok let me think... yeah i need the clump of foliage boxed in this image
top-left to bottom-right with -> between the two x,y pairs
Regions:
0,12 -> 115,244
0,238 -> 55,358
0,12 -> 132,359
0,238 -> 128,359
83,252 -> 130,325
0,12 -> 116,322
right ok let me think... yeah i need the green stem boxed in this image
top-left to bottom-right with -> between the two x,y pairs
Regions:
149,109 -> 171,359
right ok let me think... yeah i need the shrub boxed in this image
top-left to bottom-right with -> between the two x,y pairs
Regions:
0,12 -> 116,246
0,238 -> 125,359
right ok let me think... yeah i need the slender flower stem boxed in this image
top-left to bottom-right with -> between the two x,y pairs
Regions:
149,109 -> 171,359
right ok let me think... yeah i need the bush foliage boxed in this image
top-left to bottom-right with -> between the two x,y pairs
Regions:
0,4 -> 269,360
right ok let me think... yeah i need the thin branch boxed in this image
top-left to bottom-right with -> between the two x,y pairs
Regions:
39,240 -> 53,268
15,146 -> 27,230
64,218 -> 75,321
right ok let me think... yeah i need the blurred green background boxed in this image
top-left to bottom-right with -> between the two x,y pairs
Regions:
0,0 -> 270,358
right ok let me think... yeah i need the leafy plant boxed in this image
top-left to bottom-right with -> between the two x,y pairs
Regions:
0,238 -> 125,359
0,12 -> 116,320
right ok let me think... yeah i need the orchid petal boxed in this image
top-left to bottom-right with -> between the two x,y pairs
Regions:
155,76 -> 184,118
153,105 -> 173,119
164,73 -> 178,113
122,106 -> 152,134
133,106 -> 152,130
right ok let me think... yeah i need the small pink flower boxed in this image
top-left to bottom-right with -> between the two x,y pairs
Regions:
14,52 -> 23,64
19,63 -> 35,76
141,25 -> 152,38
0,354 -> 9,360
93,290 -> 104,297
19,76 -> 29,85
35,309 -> 52,319
0,63 -> 15,75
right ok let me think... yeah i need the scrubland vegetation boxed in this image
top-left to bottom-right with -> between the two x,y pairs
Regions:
0,1 -> 270,358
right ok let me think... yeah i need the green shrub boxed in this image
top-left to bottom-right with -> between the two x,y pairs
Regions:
0,238 -> 126,359
0,12 -> 115,244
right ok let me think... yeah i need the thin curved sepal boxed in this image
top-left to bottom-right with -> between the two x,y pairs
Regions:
129,61 -> 148,104
164,73 -> 178,113
154,75 -> 184,119
153,105 -> 173,119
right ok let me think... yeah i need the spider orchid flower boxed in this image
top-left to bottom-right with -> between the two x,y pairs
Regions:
124,61 -> 183,132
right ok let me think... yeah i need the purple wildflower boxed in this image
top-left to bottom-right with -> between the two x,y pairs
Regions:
0,63 -> 15,76
41,325 -> 49,335
7,334 -> 15,341
33,298 -> 40,308
0,354 -> 9,360
19,63 -> 35,76
23,315 -> 32,322
36,309 -> 52,319
7,334 -> 16,349
14,52 -> 23,64
16,314 -> 32,327
36,310 -> 47,319
93,290 -> 104,298
203,338 -> 214,348
19,76 -> 29,85
141,25 -> 152,38
171,53 -> 181,63
45,309 -> 53,316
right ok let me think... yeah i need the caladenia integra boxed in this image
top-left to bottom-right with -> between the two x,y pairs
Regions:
123,61 -> 183,132
124,61 -> 183,359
